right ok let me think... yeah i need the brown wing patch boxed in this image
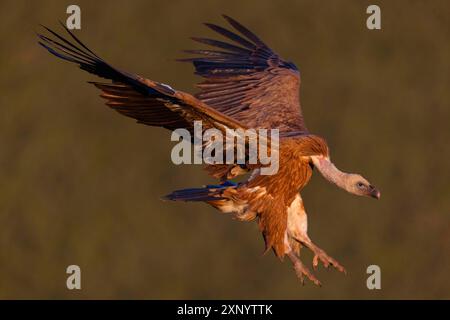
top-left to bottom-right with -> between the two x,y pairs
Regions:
38,21 -> 287,180
94,82 -> 192,131
183,15 -> 307,133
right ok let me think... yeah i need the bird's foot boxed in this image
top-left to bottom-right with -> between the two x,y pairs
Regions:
287,252 -> 321,286
311,247 -> 346,274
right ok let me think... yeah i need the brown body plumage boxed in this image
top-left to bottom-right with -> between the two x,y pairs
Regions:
38,16 -> 379,285
245,135 -> 328,257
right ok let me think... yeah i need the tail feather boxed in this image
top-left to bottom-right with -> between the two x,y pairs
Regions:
162,181 -> 237,202
162,187 -> 223,202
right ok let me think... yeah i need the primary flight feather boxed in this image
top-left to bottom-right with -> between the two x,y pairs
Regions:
38,15 -> 380,286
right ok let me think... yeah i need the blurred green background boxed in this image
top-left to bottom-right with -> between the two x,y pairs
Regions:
0,0 -> 449,299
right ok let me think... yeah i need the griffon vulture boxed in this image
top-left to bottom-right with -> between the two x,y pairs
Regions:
38,15 -> 380,285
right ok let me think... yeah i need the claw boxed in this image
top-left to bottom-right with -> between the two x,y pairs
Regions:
311,247 -> 346,274
287,251 -> 322,286
313,255 -> 321,269
313,255 -> 319,270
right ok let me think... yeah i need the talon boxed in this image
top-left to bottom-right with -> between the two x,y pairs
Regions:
313,255 -> 319,269
287,251 -> 321,286
293,261 -> 321,286
312,248 -> 346,274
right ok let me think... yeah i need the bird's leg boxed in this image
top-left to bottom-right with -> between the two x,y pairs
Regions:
284,234 -> 321,286
287,194 -> 346,274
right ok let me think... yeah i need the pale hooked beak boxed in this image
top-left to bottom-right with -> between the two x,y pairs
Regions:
369,185 -> 381,200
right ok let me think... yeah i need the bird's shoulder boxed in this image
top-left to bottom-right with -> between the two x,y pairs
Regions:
280,133 -> 329,158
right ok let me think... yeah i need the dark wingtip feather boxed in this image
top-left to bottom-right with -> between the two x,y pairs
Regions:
57,20 -> 101,59
38,40 -> 79,64
190,36 -> 251,54
160,194 -> 171,201
203,22 -> 256,50
221,14 -> 267,47
175,57 -> 195,63
222,14 -> 239,25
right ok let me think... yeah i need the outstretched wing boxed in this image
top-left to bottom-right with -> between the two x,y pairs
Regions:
37,24 -> 276,179
37,23 -> 247,137
182,15 -> 307,133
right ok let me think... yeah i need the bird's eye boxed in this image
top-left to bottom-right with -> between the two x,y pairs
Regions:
357,182 -> 365,189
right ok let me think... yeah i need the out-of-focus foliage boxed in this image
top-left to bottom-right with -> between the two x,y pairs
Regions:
0,0 -> 449,299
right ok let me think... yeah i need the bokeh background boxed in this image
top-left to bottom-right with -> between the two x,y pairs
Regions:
0,0 -> 449,299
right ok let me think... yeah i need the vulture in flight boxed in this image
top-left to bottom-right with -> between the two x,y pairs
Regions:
38,15 -> 380,286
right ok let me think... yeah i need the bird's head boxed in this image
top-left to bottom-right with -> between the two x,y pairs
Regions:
311,155 -> 380,200
344,174 -> 380,199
